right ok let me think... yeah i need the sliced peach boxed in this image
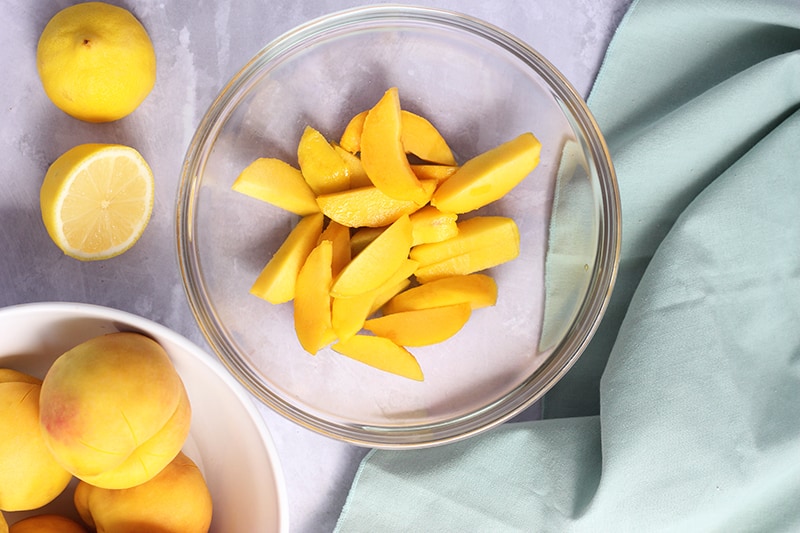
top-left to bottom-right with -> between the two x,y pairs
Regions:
232,157 -> 319,215
363,303 -> 472,346
250,212 -> 324,304
369,278 -> 412,315
294,240 -> 335,354
382,273 -> 498,314
408,205 -> 458,246
331,259 -> 418,341
316,180 -> 435,228
330,295 -> 373,343
360,88 -> 429,203
331,214 -> 413,298
379,258 -> 418,288
432,132 -> 541,214
350,226 -> 384,257
332,335 -> 424,381
411,164 -> 459,184
410,216 -> 519,266
297,126 -> 350,195
318,220 -> 351,277
414,241 -> 519,283
401,111 -> 456,165
333,144 -> 371,188
339,110 -> 367,154
339,108 -> 457,166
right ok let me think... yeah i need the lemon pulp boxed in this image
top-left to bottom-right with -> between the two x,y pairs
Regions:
40,144 -> 154,260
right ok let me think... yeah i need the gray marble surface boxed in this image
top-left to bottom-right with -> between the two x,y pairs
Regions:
1,1 -> 630,531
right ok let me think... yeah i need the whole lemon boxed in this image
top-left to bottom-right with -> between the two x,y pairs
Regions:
36,2 -> 156,123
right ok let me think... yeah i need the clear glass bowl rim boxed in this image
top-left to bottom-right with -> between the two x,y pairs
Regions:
176,4 -> 621,449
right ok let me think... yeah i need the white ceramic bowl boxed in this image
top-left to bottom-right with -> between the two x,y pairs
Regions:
0,302 -> 288,532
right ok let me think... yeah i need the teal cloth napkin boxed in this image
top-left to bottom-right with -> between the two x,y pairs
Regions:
335,0 -> 800,531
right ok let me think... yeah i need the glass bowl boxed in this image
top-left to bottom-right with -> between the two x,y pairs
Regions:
177,5 -> 619,448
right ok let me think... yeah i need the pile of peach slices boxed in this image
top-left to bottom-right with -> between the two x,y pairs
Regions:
233,87 -> 541,381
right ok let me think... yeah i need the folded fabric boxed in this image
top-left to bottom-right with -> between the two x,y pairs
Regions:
335,1 -> 800,531
543,0 -> 800,420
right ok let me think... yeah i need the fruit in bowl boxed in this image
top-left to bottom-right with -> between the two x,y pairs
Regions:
0,303 -> 286,532
3,332 -> 205,531
74,451 -> 212,532
0,370 -> 72,512
233,87 -> 541,381
39,332 -> 191,490
177,5 -> 619,447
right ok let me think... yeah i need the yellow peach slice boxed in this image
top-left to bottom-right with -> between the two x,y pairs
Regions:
408,205 -> 458,246
232,157 -> 319,215
319,220 -> 351,277
332,335 -> 424,381
331,214 -> 413,298
250,212 -> 324,304
382,261 -> 420,291
360,88 -> 429,203
339,109 -> 457,165
363,303 -> 472,346
331,259 -> 418,341
330,295 -> 373,343
338,110 -> 367,154
294,240 -> 335,354
382,273 -> 498,314
333,144 -> 371,188
297,126 -> 350,194
411,164 -> 459,183
350,226 -> 384,257
369,278 -> 412,315
401,111 -> 457,165
410,216 -> 519,266
316,179 -> 436,228
432,132 -> 541,214
414,241 -> 520,283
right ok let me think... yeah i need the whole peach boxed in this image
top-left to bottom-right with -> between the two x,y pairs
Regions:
0,370 -> 72,512
74,451 -> 212,533
39,332 -> 191,489
0,369 -> 41,386
8,514 -> 87,533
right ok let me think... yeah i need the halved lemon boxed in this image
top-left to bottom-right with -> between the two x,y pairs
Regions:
40,143 -> 154,261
